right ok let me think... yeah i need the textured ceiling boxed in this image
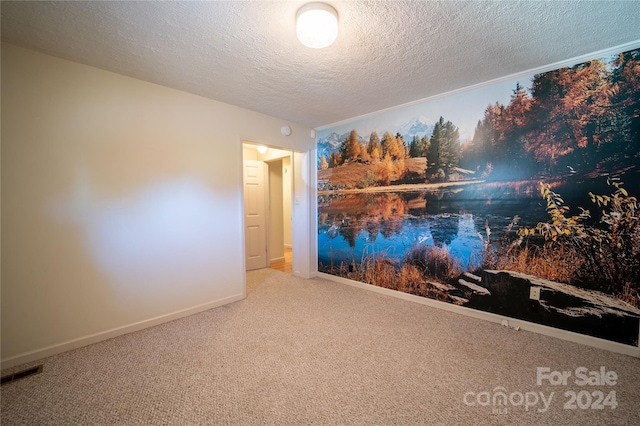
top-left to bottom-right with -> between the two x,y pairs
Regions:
2,1 -> 640,128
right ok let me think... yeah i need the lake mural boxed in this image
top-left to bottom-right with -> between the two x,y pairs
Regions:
317,47 -> 640,347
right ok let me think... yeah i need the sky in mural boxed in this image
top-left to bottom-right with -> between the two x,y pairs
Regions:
318,77 -> 526,142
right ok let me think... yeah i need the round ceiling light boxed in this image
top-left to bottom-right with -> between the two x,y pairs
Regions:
296,2 -> 338,49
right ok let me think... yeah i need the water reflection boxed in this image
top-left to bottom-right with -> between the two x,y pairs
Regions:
318,183 -> 551,270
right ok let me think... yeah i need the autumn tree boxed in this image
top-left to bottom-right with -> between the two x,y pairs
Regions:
466,118 -> 492,173
466,50 -> 639,180
499,83 -> 533,175
468,97 -> 529,177
359,147 -> 371,163
396,133 -> 408,158
608,49 -> 640,157
367,131 -> 382,162
328,151 -> 342,168
524,60 -> 613,174
380,131 -> 393,158
395,157 -> 405,180
320,154 -> 329,170
339,129 -> 366,164
376,152 -> 395,185
472,103 -> 503,164
470,83 -> 533,177
381,131 -> 404,160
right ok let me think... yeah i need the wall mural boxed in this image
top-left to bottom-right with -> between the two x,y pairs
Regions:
317,47 -> 640,347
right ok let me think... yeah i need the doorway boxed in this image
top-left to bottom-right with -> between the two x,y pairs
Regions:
242,143 -> 293,273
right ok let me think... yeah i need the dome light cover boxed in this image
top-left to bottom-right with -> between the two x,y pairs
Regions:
296,3 -> 338,48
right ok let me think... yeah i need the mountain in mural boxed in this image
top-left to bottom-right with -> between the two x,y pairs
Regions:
397,116 -> 434,141
317,116 -> 434,165
317,131 -> 365,165
317,131 -> 344,166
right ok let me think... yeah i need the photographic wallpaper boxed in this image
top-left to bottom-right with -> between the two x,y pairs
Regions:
317,48 -> 640,346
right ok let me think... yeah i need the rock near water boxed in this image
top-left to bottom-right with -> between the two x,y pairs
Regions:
449,269 -> 640,347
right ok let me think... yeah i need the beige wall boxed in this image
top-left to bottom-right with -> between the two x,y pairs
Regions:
242,145 -> 259,161
1,43 -> 314,366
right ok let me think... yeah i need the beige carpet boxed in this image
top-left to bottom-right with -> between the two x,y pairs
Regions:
2,269 -> 639,425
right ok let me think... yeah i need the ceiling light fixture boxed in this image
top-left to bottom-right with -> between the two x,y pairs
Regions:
296,2 -> 338,49
257,145 -> 268,154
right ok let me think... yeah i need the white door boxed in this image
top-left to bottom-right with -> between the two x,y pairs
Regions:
244,160 -> 268,270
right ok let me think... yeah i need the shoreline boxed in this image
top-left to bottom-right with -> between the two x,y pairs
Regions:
318,179 -> 486,195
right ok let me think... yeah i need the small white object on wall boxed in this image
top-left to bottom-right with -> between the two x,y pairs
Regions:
281,125 -> 292,136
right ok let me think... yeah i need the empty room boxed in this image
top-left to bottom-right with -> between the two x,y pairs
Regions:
2,1 -> 639,425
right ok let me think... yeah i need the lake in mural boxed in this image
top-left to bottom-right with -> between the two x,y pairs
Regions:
317,47 -> 640,346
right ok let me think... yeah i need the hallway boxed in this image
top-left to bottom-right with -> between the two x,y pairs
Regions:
269,247 -> 292,273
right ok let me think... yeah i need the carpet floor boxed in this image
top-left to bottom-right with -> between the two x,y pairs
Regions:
2,269 -> 639,425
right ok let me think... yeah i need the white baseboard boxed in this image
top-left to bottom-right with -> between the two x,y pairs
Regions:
270,256 -> 285,263
1,293 -> 246,370
317,272 -> 640,359
284,244 -> 292,249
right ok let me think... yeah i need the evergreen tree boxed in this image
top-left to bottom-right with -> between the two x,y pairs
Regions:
409,135 -> 420,158
461,119 -> 485,170
443,120 -> 461,167
396,132 -> 408,158
427,117 -> 448,174
409,135 -> 429,158
380,131 -> 392,158
426,117 -> 461,178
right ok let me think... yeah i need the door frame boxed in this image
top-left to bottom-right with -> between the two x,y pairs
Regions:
240,143 -> 304,278
242,142 -> 314,279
